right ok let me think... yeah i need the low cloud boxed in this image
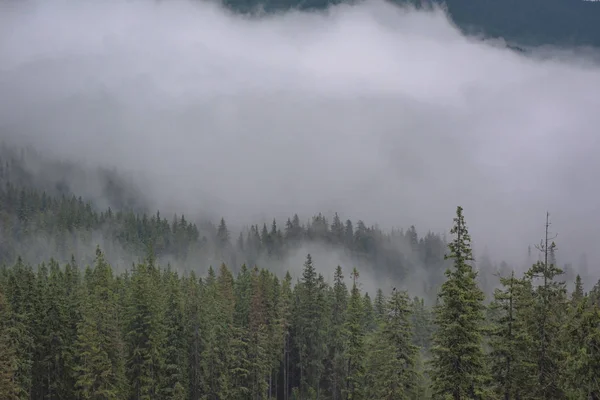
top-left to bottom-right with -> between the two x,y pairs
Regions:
1,0 -> 600,269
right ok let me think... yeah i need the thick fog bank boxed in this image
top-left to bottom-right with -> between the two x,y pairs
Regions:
1,0 -> 600,269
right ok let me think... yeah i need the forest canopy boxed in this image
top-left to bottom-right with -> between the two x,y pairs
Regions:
1,143 -> 599,399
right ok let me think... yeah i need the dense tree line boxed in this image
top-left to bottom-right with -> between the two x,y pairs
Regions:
1,206 -> 599,399
0,143 -> 591,294
0,246 -> 427,399
0,148 -> 455,300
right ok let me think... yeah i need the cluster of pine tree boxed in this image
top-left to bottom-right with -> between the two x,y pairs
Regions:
1,206 -> 599,399
0,247 -> 428,399
0,148 -> 453,299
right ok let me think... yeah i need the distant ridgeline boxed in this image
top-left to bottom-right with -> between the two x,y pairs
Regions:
222,0 -> 600,48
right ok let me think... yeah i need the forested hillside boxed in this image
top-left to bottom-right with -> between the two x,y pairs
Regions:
1,204 -> 599,399
0,144 -> 456,300
222,0 -> 600,48
1,142 -> 600,399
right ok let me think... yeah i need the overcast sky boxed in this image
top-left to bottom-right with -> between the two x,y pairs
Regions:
1,0 -> 600,267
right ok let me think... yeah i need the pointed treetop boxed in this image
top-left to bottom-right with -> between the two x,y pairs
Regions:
444,205 -> 474,265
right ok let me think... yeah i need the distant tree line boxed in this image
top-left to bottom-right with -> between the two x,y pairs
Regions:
1,148 -> 455,300
221,0 -> 600,48
1,206 -> 599,399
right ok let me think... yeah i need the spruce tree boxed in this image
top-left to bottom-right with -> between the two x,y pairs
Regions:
344,268 -> 366,400
280,272 -> 293,400
295,254 -> 324,397
125,260 -> 166,400
182,272 -> 203,400
373,288 -> 419,400
200,266 -> 232,399
74,247 -> 126,400
429,206 -> 489,399
0,287 -> 18,399
161,269 -> 188,399
523,213 -> 567,399
326,266 -> 348,400
488,271 -> 535,399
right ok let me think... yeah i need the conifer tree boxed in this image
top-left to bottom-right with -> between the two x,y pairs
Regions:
326,266 -> 348,400
523,213 -> 567,399
572,274 -> 584,305
38,259 -> 73,400
372,288 -> 418,400
182,272 -> 203,400
280,271 -> 293,400
216,263 -> 239,399
74,247 -> 126,400
200,266 -> 232,399
429,206 -> 489,399
0,287 -> 18,399
161,269 -> 188,399
562,295 -> 600,399
374,289 -> 386,321
125,259 -> 166,400
63,257 -> 83,397
488,271 -> 535,399
247,267 -> 271,399
295,254 -> 324,397
4,258 -> 36,399
345,268 -> 366,400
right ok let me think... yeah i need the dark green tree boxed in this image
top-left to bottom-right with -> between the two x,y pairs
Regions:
429,206 -> 489,399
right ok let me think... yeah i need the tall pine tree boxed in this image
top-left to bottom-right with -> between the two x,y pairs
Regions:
429,206 -> 489,399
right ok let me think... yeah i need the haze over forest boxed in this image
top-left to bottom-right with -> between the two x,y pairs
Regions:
2,0 -> 600,278
2,1 -> 600,400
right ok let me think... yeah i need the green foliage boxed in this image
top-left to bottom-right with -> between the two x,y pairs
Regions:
488,271 -> 536,399
1,167 -> 599,400
429,206 -> 490,399
370,288 -> 419,400
0,287 -> 19,399
344,268 -> 366,400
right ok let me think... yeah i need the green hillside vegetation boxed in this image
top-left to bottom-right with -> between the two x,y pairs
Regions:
1,145 -> 600,399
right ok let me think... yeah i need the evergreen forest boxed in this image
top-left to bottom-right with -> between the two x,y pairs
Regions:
1,144 -> 600,400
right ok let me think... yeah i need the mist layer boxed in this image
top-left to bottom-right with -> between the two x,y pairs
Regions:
1,0 -> 600,266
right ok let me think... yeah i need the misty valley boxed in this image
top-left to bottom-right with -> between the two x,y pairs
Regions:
2,0 -> 600,399
0,142 -> 599,399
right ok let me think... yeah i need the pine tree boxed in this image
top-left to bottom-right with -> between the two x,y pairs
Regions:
562,295 -> 600,399
572,274 -> 584,305
74,247 -> 126,400
182,272 -> 203,400
200,266 -> 232,399
372,288 -> 419,400
63,257 -> 83,398
0,286 -> 18,399
161,269 -> 188,399
125,259 -> 166,400
38,259 -> 73,400
523,213 -> 567,399
247,267 -> 270,399
374,289 -> 386,321
280,271 -> 293,400
216,263 -> 238,399
429,206 -> 489,399
344,268 -> 365,400
326,266 -> 348,400
488,271 -> 535,399
295,254 -> 325,397
4,258 -> 35,399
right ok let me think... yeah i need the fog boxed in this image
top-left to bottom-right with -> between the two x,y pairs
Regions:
1,0 -> 600,270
